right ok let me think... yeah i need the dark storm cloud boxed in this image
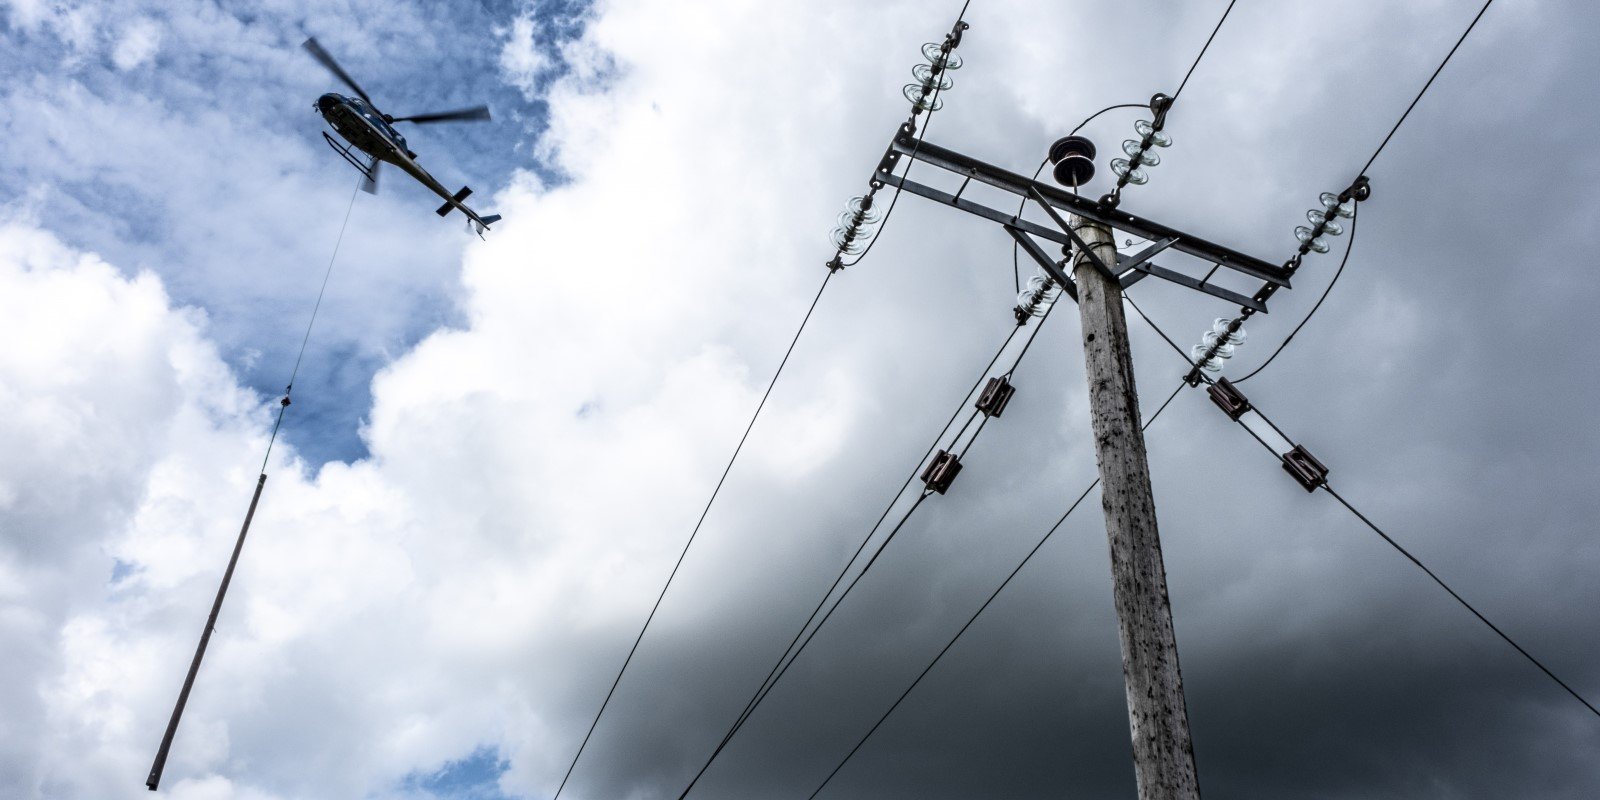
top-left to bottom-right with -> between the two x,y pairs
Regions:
542,2 -> 1600,798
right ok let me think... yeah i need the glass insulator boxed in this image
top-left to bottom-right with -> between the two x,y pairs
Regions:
910,63 -> 954,90
1111,158 -> 1149,185
1295,226 -> 1331,253
1122,139 -> 1160,166
1319,191 -> 1356,218
1134,119 -> 1172,147
845,196 -> 881,226
830,226 -> 867,255
1211,318 -> 1247,345
921,42 -> 963,70
903,84 -> 944,111
1306,209 -> 1343,236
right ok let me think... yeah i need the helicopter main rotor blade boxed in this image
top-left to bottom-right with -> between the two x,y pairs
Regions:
302,37 -> 375,106
390,105 -> 492,124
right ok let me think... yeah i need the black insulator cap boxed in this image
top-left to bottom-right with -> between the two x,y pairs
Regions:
1150,92 -> 1174,127
1351,175 -> 1371,201
1047,135 -> 1097,187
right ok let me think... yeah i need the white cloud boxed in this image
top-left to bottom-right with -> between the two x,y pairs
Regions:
498,13 -> 552,99
110,17 -> 161,70
5,0 -> 1600,798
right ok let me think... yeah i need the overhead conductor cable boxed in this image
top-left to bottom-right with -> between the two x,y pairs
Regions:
553,11 -> 978,797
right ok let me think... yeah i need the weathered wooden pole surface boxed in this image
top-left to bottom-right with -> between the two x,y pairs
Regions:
1070,217 -> 1201,800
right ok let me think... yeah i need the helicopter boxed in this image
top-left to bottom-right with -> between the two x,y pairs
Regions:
303,37 -> 502,235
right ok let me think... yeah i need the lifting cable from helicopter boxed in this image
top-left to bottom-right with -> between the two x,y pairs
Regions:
145,37 -> 507,792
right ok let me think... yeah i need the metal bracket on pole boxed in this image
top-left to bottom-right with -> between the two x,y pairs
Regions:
1118,256 -> 1269,313
1003,225 -> 1077,302
875,131 -> 1292,290
1117,236 -> 1178,276
1024,186 -> 1118,281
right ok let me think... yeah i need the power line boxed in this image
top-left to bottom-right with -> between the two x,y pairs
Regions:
551,269 -> 835,799
1237,394 -> 1599,721
1321,484 -> 1600,719
806,380 -> 1186,798
1360,0 -> 1496,175
674,299 -> 1063,798
1129,302 -> 1600,722
670,323 -> 1020,798
1177,1 -> 1497,384
1172,0 -> 1240,101
1232,205 -> 1358,384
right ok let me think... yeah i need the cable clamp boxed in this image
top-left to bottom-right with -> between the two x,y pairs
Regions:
975,376 -> 1016,418
1206,377 -> 1250,420
1281,444 -> 1329,492
920,449 -> 963,494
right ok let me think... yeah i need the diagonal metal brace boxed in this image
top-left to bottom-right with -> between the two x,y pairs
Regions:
1004,225 -> 1077,302
1118,237 -> 1178,274
1025,186 -> 1117,281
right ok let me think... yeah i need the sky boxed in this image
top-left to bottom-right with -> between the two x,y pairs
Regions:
1,0 -> 1598,798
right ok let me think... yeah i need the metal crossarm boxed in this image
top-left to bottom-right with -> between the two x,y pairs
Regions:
873,129 -> 1292,298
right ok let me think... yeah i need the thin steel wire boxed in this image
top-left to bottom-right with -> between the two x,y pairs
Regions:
1131,300 -> 1600,722
675,296 -> 1062,800
1360,0 -> 1496,175
1173,0 -> 1240,101
806,381 -> 1186,798
673,322 -> 1021,798
1322,484 -> 1600,719
553,270 -> 835,799
260,176 -> 362,472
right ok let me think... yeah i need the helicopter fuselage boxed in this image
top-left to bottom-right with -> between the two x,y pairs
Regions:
314,92 -> 498,231
316,93 -> 412,162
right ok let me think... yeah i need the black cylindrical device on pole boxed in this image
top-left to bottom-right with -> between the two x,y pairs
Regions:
1047,135 -> 1097,188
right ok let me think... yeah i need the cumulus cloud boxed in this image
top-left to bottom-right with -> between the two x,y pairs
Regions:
110,17 -> 161,70
498,14 -> 552,100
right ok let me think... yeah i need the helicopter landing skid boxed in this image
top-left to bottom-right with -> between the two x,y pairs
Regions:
322,131 -> 377,181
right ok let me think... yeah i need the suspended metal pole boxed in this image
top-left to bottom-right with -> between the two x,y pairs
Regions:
146,472 -> 269,791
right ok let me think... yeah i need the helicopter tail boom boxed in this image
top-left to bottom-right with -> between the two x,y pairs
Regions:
436,186 -> 473,217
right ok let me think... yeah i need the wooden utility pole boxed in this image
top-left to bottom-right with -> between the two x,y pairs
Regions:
1070,217 -> 1201,800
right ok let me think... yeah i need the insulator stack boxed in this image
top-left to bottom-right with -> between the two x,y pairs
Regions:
1102,94 -> 1173,208
903,26 -> 967,115
1189,316 -> 1247,374
1013,269 -> 1061,324
1292,177 -> 1370,258
828,195 -> 882,257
